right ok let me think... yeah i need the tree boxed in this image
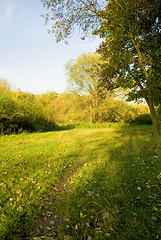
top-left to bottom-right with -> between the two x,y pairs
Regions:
96,0 -> 161,137
52,92 -> 87,123
41,0 -> 103,42
66,52 -> 107,123
35,91 -> 58,123
0,79 -> 56,134
42,0 -> 161,136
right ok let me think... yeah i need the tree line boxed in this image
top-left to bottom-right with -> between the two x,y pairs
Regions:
0,76 -> 150,134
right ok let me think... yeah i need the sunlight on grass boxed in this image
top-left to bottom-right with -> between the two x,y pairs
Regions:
57,129 -> 161,239
0,124 -> 161,239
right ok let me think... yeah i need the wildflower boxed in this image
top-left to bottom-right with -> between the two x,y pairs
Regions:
18,206 -> 23,211
151,216 -> 157,221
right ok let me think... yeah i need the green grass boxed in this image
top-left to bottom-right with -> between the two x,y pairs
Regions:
0,124 -> 161,239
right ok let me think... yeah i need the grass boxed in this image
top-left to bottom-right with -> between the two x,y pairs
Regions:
0,123 -> 161,239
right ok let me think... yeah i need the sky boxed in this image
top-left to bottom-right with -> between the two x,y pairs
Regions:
0,0 -> 102,94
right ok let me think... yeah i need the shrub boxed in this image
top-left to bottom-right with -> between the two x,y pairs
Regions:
133,114 -> 152,125
0,80 -> 56,134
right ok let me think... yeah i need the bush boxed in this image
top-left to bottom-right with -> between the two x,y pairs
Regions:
0,93 -> 18,134
0,80 -> 56,134
98,98 -> 139,123
133,114 -> 152,125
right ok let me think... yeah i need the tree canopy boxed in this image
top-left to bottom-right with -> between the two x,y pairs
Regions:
41,0 -> 104,42
66,53 -> 107,123
97,0 -> 161,136
42,0 -> 161,136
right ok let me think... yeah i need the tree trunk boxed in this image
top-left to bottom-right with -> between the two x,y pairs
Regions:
89,104 -> 93,125
148,99 -> 160,137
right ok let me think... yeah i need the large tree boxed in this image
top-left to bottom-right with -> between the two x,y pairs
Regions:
97,0 -> 161,137
42,0 -> 161,136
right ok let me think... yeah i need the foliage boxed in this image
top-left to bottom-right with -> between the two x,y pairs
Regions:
35,91 -> 58,123
52,90 -> 141,124
51,92 -> 87,123
66,53 -> 108,123
132,114 -> 152,125
98,96 -> 139,123
0,124 -> 161,239
0,90 -> 18,133
42,0 -> 161,137
41,0 -> 104,42
0,79 -> 150,134
0,80 -> 56,134
96,0 -> 161,136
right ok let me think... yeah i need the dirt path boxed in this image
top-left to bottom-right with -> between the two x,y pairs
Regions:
30,157 -> 84,240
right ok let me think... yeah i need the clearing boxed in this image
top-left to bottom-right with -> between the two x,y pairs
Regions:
0,124 -> 161,239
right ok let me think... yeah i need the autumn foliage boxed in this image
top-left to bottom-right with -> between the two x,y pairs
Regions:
0,79 -> 150,134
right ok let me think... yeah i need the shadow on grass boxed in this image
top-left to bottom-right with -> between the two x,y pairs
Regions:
0,122 -> 76,136
27,122 -> 75,133
56,129 -> 161,240
55,124 -> 76,131
1,124 -> 160,240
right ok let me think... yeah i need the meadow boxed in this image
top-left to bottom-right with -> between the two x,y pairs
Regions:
0,123 -> 161,240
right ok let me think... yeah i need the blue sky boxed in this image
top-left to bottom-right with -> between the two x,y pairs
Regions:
0,0 -> 102,94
